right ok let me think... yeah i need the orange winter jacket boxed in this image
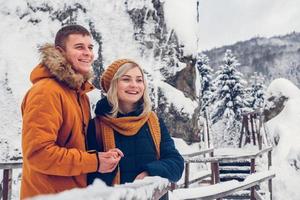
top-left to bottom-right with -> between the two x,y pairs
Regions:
21,44 -> 97,199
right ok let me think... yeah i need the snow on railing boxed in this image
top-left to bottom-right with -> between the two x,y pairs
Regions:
31,177 -> 170,200
180,146 -> 274,199
172,170 -> 275,200
1,163 -> 172,200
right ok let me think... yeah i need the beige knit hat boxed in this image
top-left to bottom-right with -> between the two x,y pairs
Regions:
100,59 -> 138,92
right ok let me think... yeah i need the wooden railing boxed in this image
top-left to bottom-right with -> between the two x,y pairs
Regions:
0,162 -> 171,200
31,176 -> 171,200
180,147 -> 214,188
182,146 -> 273,200
0,162 -> 22,200
173,171 -> 275,200
0,147 -> 273,200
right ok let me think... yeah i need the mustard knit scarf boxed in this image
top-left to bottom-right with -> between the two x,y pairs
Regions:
94,111 -> 161,185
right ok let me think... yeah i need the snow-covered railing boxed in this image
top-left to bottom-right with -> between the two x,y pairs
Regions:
0,162 -> 22,200
172,170 -> 275,200
180,147 -> 215,188
185,146 -> 272,163
182,146 -> 274,199
239,110 -> 271,149
31,177 -> 171,200
0,162 -> 173,200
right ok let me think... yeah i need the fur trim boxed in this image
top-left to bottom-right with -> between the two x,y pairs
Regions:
39,44 -> 93,89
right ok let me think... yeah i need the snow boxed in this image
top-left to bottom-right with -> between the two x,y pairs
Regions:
0,0 -> 299,199
158,80 -> 198,117
172,170 -> 275,199
266,77 -> 300,99
31,177 -> 169,200
164,0 -> 199,55
265,78 -> 300,200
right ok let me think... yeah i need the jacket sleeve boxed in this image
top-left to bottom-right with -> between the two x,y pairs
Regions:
22,88 -> 98,176
143,118 -> 184,182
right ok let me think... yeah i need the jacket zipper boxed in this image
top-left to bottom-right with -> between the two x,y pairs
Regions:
77,92 -> 88,150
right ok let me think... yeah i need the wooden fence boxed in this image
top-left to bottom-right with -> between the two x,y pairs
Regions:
182,146 -> 274,200
1,146 -> 274,200
0,162 -> 22,200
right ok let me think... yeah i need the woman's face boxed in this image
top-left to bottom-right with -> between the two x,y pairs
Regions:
117,67 -> 145,109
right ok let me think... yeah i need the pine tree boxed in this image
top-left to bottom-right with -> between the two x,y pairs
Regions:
195,52 -> 213,111
211,49 -> 247,146
247,72 -> 266,111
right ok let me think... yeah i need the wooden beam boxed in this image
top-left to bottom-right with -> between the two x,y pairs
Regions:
250,158 -> 256,200
182,147 -> 214,158
184,162 -> 190,188
2,169 -> 12,200
186,147 -> 273,163
173,172 -> 275,200
254,189 -> 265,200
0,162 -> 22,170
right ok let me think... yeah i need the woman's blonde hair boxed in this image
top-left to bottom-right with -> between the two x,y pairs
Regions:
106,62 -> 152,117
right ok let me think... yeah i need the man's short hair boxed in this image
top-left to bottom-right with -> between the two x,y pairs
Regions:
55,24 -> 91,49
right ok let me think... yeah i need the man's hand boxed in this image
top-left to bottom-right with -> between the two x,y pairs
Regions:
97,148 -> 124,173
135,171 -> 149,180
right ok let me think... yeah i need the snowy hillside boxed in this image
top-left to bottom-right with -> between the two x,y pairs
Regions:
204,32 -> 300,87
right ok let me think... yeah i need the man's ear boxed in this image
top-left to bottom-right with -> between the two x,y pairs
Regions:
55,46 -> 65,54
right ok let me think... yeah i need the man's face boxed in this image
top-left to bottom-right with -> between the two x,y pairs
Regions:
62,34 -> 94,75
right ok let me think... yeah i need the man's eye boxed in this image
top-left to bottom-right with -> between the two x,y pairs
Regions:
88,46 -> 93,50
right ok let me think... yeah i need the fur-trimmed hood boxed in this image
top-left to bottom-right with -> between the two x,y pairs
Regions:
30,44 -> 93,89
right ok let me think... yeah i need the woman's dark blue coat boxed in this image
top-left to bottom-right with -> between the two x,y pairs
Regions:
87,98 -> 184,186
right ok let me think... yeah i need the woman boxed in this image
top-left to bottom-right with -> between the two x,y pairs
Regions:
87,59 -> 184,186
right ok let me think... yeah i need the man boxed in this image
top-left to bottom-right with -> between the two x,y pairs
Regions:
21,25 -> 123,199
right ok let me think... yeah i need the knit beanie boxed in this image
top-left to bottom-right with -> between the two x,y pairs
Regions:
100,59 -> 138,92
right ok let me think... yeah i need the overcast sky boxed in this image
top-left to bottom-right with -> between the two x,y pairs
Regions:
197,0 -> 300,50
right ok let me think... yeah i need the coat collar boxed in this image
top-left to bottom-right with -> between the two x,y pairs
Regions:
31,43 -> 94,90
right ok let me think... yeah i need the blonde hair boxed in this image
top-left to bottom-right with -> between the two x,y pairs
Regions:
106,62 -> 152,117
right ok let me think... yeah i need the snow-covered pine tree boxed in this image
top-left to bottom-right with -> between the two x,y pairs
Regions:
195,52 -> 213,111
247,72 -> 266,111
211,49 -> 247,146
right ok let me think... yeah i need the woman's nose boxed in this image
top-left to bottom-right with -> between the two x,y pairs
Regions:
129,80 -> 138,87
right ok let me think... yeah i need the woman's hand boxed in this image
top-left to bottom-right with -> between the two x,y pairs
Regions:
135,171 -> 149,180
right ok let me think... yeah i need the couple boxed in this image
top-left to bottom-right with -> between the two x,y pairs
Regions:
20,24 -> 184,199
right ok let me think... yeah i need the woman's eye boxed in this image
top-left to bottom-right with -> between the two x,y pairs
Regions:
136,79 -> 143,83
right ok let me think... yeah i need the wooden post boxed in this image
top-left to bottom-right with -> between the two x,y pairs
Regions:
250,115 -> 256,146
184,162 -> 190,188
244,115 -> 251,146
204,109 -> 211,148
3,169 -> 12,200
210,152 -> 215,184
211,162 -> 220,184
170,183 -> 176,191
268,150 -> 273,200
250,158 -> 255,200
211,162 -> 221,200
239,116 -> 245,148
